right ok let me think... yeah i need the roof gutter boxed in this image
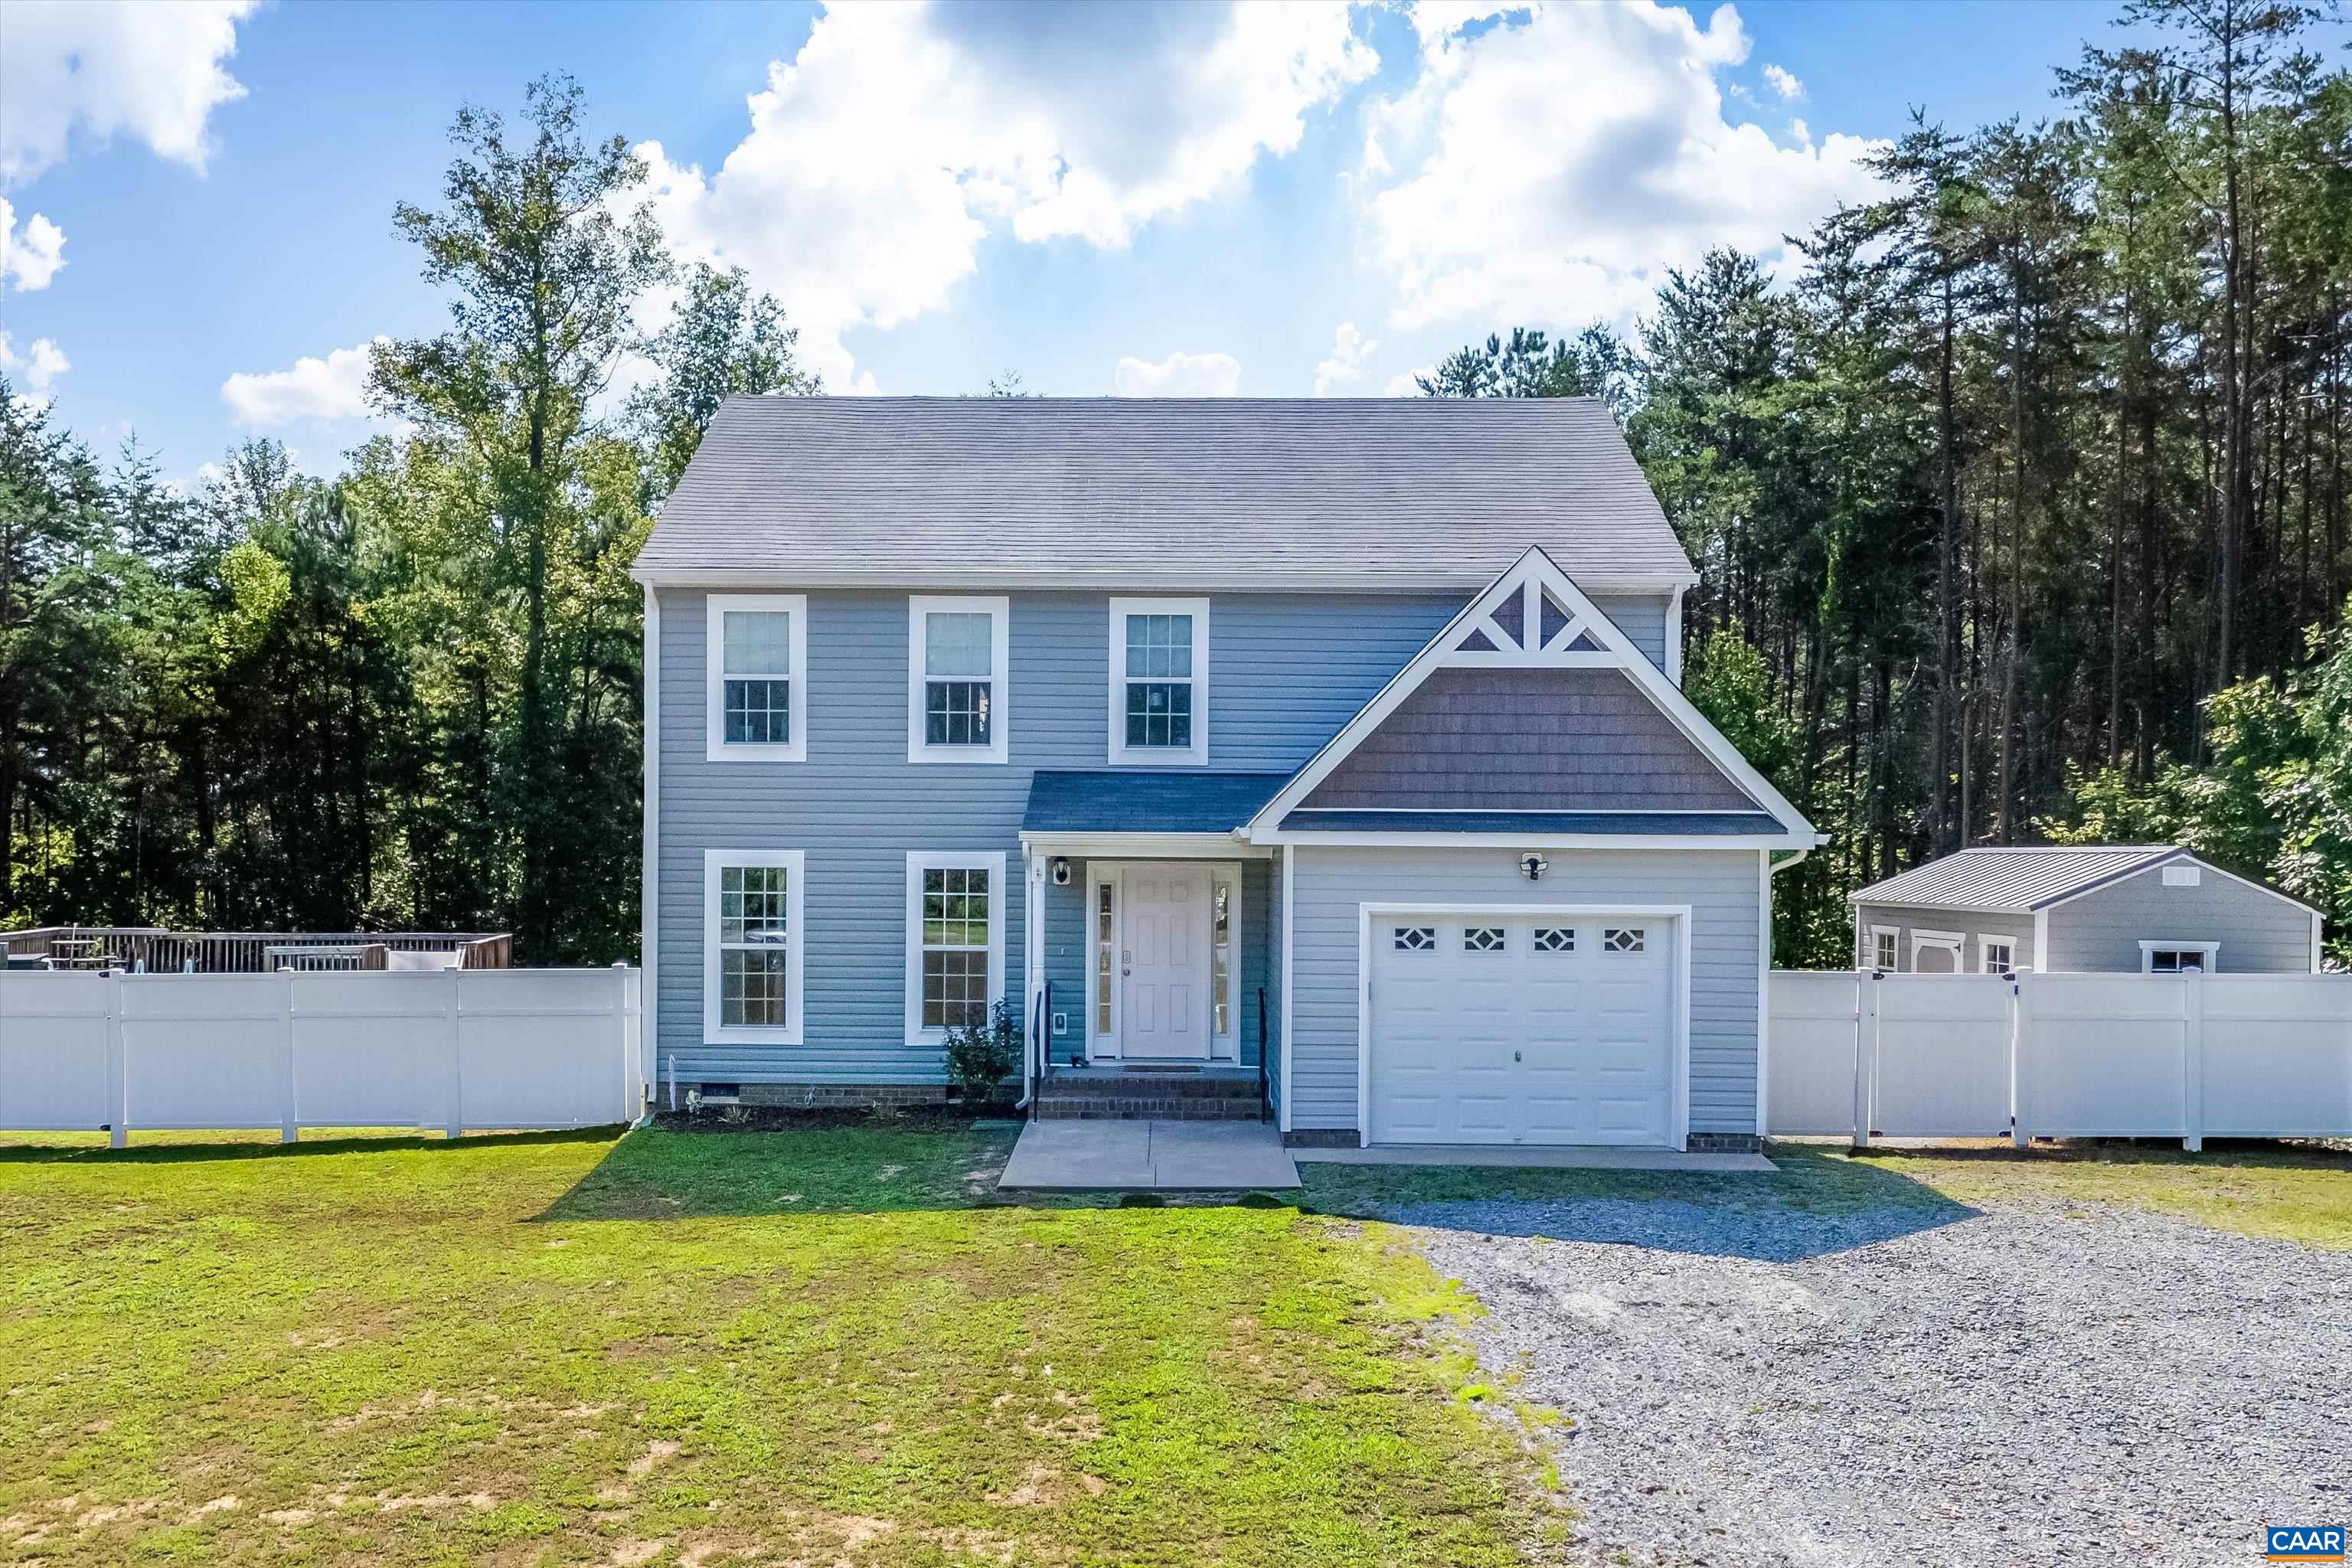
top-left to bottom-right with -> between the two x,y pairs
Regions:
629,566 -> 1703,596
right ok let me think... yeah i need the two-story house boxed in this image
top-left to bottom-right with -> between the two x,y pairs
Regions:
632,397 -> 1819,1154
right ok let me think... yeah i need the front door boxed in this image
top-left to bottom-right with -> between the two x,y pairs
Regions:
1121,865 -> 1210,1059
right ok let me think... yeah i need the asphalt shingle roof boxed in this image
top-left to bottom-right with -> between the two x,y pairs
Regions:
634,397 -> 1697,590
1022,770 -> 1291,836
1851,846 -> 2187,912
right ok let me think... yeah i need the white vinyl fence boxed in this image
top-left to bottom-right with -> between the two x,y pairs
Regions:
0,965 -> 644,1143
1769,969 -> 2352,1148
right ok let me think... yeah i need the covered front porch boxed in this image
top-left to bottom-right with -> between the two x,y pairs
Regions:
1018,770 -> 1288,1119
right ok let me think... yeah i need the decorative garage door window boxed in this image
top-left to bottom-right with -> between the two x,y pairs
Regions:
1534,926 -> 1575,952
1604,926 -> 1646,953
1464,926 -> 1506,952
1393,926 -> 1435,951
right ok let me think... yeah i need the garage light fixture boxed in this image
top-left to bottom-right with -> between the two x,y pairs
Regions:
1519,852 -> 1549,881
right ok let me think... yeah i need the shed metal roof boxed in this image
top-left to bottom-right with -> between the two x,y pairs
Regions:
634,397 -> 1698,591
1851,846 -> 2187,912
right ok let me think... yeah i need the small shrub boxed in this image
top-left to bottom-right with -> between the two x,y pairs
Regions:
942,999 -> 1021,1105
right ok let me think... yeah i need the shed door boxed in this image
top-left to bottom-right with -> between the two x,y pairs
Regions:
1367,915 -> 1675,1147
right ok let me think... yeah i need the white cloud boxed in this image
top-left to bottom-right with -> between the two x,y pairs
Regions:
220,338 -> 387,427
0,328 -> 70,406
1384,368 -> 1431,397
635,1 -> 1373,387
0,1 -> 260,184
0,198 -> 67,292
1114,351 -> 1242,397
1762,62 -> 1805,100
1312,321 -> 1378,394
1362,1 -> 1892,331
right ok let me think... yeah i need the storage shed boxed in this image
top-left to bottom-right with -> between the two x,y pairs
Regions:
1850,846 -> 2321,975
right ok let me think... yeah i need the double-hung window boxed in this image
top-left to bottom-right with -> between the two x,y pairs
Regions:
908,596 -> 1008,763
1108,596 -> 1208,765
706,595 -> 806,762
1978,937 -> 2017,975
703,849 -> 804,1044
906,851 -> 1007,1041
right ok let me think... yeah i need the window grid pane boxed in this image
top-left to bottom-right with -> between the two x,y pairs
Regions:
1465,926 -> 1506,952
1393,926 -> 1435,952
922,950 -> 988,1031
921,865 -> 991,1031
1534,927 -> 1574,953
718,862 -> 791,1029
1604,927 -> 1646,953
724,678 -> 791,744
1124,681 -> 1193,749
924,680 -> 993,746
1124,613 -> 1193,678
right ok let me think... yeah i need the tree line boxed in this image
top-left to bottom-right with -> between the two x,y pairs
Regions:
1426,0 -> 2350,964
3,0 -> 2346,966
0,77 -> 812,962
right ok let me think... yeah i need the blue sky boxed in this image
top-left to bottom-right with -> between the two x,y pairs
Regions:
0,0 -> 2135,485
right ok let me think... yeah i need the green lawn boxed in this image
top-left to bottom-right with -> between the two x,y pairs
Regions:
0,1124 -> 1560,1567
6,1123 -> 2345,1568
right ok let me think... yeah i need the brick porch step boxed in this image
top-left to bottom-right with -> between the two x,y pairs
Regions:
1031,1067 -> 1266,1122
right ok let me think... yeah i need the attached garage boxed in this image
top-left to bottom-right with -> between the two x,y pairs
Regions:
1361,906 -> 1687,1148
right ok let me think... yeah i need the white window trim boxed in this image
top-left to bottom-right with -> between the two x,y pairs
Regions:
907,596 -> 1010,765
2140,939 -> 2220,974
1108,596 -> 1210,766
706,594 -> 807,763
702,848 -> 805,1046
1977,935 -> 2018,974
905,851 -> 1008,1045
1909,928 -> 1964,971
1868,924 -> 1900,972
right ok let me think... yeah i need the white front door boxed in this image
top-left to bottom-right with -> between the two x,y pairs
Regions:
1121,864 -> 1210,1059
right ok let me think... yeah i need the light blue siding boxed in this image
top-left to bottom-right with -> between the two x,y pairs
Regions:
655,587 -> 1687,1084
1285,846 -> 1762,1138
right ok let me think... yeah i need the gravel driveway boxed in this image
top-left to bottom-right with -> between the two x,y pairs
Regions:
1378,1187 -> 2352,1566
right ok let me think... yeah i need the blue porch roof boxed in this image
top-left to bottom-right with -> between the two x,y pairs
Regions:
1022,770 -> 1291,836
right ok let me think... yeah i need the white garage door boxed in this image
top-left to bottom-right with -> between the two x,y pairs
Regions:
1367,913 -> 1677,1147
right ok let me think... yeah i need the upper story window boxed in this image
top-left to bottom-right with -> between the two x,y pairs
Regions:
1108,596 -> 1208,766
706,595 -> 807,763
908,596 -> 1008,765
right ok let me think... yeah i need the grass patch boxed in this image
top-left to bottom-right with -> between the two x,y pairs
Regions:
0,1125 -> 1547,1566
1834,1138 -> 2352,1250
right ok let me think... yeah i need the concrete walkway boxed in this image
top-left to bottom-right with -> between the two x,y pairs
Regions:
998,1119 -> 1302,1191
1294,1145 -> 1776,1173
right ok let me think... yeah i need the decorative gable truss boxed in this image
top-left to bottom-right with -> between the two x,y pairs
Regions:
1243,546 -> 1822,847
1449,570 -> 1619,664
